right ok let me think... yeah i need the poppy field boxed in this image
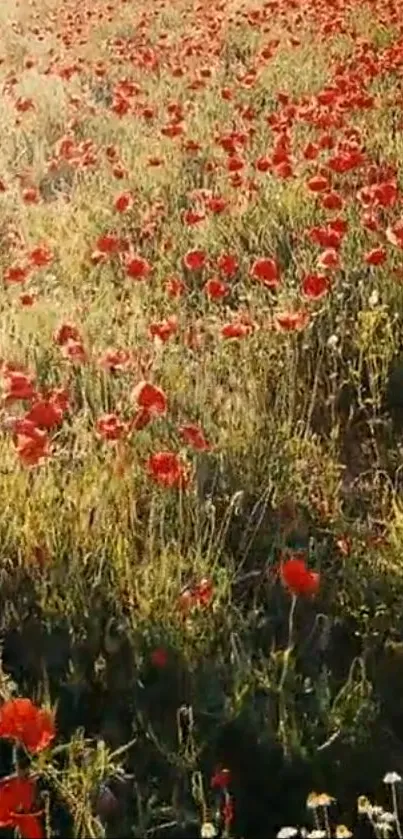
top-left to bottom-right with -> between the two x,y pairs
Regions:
4,0 -> 403,835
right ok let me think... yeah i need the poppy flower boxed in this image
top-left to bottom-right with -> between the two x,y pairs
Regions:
211,768 -> 231,789
183,249 -> 207,271
22,188 -> 39,204
0,776 -> 42,839
164,276 -> 186,297
146,451 -> 189,489
179,423 -> 211,451
61,340 -> 87,364
96,233 -> 122,255
364,247 -> 386,266
0,698 -> 55,753
301,273 -> 330,299
3,372 -> 36,402
250,257 -> 280,289
221,321 -> 252,339
132,381 -> 167,416
386,220 -> 403,247
4,263 -> 31,285
317,248 -> 340,270
29,245 -> 53,268
150,648 -> 168,668
148,317 -> 178,342
306,174 -> 330,193
217,253 -> 239,277
114,191 -> 133,212
26,399 -> 63,430
280,557 -> 320,597
96,413 -> 127,441
53,322 -> 82,346
204,277 -> 229,300
125,254 -> 151,280
274,310 -> 309,331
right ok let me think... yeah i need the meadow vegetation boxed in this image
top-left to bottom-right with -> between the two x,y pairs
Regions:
1,0 -> 403,835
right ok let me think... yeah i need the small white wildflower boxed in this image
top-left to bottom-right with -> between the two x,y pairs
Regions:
335,826 -> 352,838
316,793 -> 335,808
200,823 -> 217,839
383,772 -> 402,784
368,289 -> 379,308
306,830 -> 326,839
379,811 -> 397,824
277,829 -> 299,838
327,333 -> 339,350
372,805 -> 385,818
306,792 -> 321,810
357,795 -> 372,814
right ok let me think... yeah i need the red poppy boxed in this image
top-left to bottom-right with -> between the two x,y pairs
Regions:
53,322 -> 82,346
221,321 -> 252,339
217,253 -> 238,277
0,698 -> 55,752
280,557 -> 320,597
61,340 -> 87,364
26,399 -> 63,430
0,776 -> 42,839
125,255 -> 151,280
148,317 -> 178,342
317,248 -> 340,270
114,192 -> 133,212
164,276 -> 186,297
306,174 -> 330,193
132,382 -> 167,416
179,423 -> 210,451
3,372 -> 36,402
183,249 -> 207,271
211,768 -> 231,789
4,263 -> 31,285
22,188 -> 39,204
250,257 -> 280,289
320,191 -> 344,211
386,220 -> 403,247
96,413 -> 127,441
146,451 -> 189,489
96,233 -> 122,255
301,273 -> 330,299
15,428 -> 50,467
204,277 -> 229,300
29,245 -> 53,268
150,648 -> 168,668
183,209 -> 205,225
274,310 -> 309,331
364,247 -> 386,266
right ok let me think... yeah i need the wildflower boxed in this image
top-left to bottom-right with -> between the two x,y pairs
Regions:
132,382 -> 167,416
277,829 -> 298,839
0,776 -> 42,839
0,698 -> 55,753
150,648 -> 168,668
179,423 -> 211,451
26,399 -> 63,430
211,768 -> 231,789
250,257 -> 280,289
335,827 -> 352,839
383,772 -> 402,784
200,823 -> 217,838
146,451 -> 189,489
96,414 -> 127,441
357,795 -> 372,815
281,558 -> 320,598
125,254 -> 151,280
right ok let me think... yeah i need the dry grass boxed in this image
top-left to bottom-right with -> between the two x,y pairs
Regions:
0,0 -> 403,836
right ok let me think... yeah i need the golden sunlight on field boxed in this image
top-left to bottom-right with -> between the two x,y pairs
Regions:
1,0 -> 403,836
